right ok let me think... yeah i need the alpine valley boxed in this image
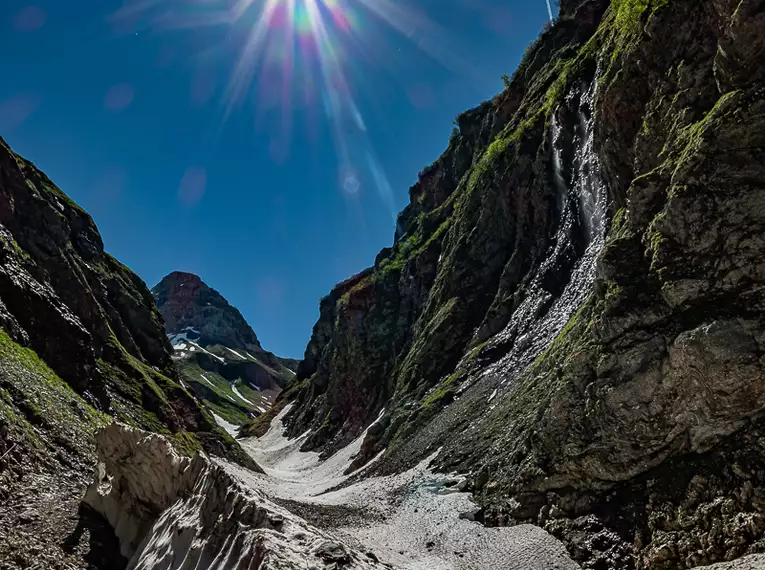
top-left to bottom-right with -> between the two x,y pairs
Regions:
1,1 -> 765,569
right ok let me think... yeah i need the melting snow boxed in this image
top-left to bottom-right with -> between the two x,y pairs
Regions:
225,347 -> 248,360
211,411 -> 240,438
232,385 -> 252,404
199,374 -> 215,388
168,327 -> 200,346
189,342 -> 224,363
221,406 -> 579,570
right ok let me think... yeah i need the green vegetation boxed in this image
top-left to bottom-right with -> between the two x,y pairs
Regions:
0,230 -> 31,263
420,371 -> 460,410
11,151 -> 90,218
98,332 -> 252,459
607,0 -> 671,67
612,0 -> 670,34
285,0 -> 685,462
378,216 -> 451,277
178,361 -> 259,425
0,329 -> 107,459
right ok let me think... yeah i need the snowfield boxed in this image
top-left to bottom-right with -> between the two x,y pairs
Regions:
219,406 -> 581,570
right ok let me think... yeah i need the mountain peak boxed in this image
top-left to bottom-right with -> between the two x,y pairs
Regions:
152,271 -> 263,354
165,271 -> 204,283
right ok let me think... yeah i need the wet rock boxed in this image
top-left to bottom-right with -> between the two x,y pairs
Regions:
270,0 -> 765,568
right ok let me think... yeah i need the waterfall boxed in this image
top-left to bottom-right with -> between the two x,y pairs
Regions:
482,74 -> 608,395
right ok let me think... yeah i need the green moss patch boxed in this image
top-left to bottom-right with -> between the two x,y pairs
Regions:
0,329 -> 107,460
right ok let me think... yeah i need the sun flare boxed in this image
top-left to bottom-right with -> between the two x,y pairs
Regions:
111,0 -> 471,210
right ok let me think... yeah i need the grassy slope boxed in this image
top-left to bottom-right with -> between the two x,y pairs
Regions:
0,329 -> 106,463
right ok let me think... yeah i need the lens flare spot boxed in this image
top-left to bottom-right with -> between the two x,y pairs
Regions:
406,82 -> 435,110
104,83 -> 135,112
342,169 -> 360,194
482,6 -> 515,35
178,166 -> 207,206
257,276 -> 286,307
0,94 -> 41,131
14,6 -> 46,31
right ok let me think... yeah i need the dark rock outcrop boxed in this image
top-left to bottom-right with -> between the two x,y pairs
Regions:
0,137 -> 252,464
281,0 -> 765,567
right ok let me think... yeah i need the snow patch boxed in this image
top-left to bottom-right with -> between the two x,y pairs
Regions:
199,374 -> 215,388
221,406 -> 579,570
225,347 -> 248,360
167,327 -> 200,347
211,411 -> 240,438
189,342 -> 224,363
232,385 -> 252,405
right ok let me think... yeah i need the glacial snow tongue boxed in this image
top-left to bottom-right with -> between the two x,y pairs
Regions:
85,423 -> 387,570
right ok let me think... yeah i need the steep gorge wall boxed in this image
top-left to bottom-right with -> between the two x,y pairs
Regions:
0,137 -> 253,465
278,0 -> 765,567
280,0 -> 611,451
0,136 -> 261,568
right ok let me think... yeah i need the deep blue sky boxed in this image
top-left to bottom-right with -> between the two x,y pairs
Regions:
0,0 -> 551,359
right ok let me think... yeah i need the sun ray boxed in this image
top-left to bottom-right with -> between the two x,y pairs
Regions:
224,0 -> 281,119
111,0 -> 498,216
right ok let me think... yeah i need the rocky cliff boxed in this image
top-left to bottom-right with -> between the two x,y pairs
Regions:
279,0 -> 765,568
0,137 -> 256,569
152,272 -> 297,426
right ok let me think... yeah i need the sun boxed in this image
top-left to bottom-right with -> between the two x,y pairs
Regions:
110,0 -> 468,211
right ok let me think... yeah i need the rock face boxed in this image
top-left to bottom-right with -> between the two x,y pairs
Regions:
152,272 -> 297,426
0,137 -> 253,464
0,138 -> 256,569
281,0 -> 765,567
154,272 -> 264,357
85,423 -> 387,570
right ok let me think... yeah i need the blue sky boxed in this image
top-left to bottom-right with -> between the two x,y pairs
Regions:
0,0 -> 551,359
